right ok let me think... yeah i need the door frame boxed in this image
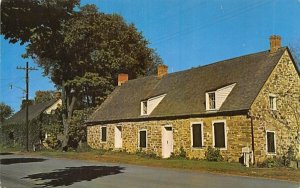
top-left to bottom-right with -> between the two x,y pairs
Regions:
161,124 -> 173,158
114,126 -> 122,149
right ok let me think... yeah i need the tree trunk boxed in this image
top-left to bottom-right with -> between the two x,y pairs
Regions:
61,81 -> 77,151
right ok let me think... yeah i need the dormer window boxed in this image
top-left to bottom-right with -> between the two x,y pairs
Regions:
269,94 -> 277,110
141,94 -> 166,116
208,92 -> 216,110
205,83 -> 236,111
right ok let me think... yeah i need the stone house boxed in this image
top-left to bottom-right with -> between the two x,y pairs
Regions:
86,36 -> 300,164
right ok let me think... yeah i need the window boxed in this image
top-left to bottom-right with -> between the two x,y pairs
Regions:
266,131 -> 276,153
139,130 -> 147,148
191,123 -> 204,148
140,94 -> 166,116
101,126 -> 107,142
141,101 -> 147,115
208,92 -> 216,110
213,121 -> 226,149
269,95 -> 277,110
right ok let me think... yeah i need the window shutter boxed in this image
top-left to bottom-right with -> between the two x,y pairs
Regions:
192,124 -> 202,147
267,132 -> 275,153
140,131 -> 146,148
101,127 -> 107,142
214,123 -> 225,148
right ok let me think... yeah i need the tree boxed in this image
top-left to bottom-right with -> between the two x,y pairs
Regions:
20,99 -> 34,110
1,0 -> 79,45
2,2 -> 162,150
289,40 -> 300,69
0,103 -> 14,123
34,90 -> 55,104
27,5 -> 162,106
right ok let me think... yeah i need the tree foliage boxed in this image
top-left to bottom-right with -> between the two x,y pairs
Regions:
289,40 -> 300,68
1,0 -> 79,44
34,90 -> 55,104
20,99 -> 34,110
26,5 -> 162,106
0,102 -> 14,123
68,107 -> 96,148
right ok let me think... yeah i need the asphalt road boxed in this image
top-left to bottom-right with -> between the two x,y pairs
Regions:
0,153 -> 299,188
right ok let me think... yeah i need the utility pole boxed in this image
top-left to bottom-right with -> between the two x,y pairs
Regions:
17,62 -> 37,151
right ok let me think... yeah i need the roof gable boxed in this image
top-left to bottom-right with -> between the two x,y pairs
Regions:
4,99 -> 59,125
87,47 -> 287,123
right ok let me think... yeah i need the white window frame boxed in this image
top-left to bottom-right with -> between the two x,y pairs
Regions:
138,129 -> 147,149
190,122 -> 204,149
266,130 -> 276,155
206,92 -> 216,110
100,126 -> 107,143
141,101 -> 148,115
212,120 -> 227,150
269,94 -> 277,110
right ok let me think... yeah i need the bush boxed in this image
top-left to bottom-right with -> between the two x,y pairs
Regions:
257,157 -> 284,168
170,146 -> 187,159
258,146 -> 297,168
284,146 -> 296,166
136,149 -> 159,159
205,146 -> 223,161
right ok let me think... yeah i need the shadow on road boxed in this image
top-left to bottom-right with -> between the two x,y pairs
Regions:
0,158 -> 47,165
0,152 -> 14,155
23,165 -> 125,187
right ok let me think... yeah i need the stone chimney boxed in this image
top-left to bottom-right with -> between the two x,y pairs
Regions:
157,64 -> 168,79
54,91 -> 61,99
118,73 -> 128,86
269,35 -> 281,53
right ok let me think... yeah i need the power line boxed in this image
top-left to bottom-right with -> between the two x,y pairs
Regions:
151,0 -> 271,45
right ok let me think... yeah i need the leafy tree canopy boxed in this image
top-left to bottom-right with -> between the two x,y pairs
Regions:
34,90 -> 55,104
1,0 -> 79,45
20,99 -> 34,110
26,4 -> 162,106
0,102 -> 14,123
289,40 -> 300,69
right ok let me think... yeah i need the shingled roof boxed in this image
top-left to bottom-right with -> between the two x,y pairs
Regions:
4,99 -> 58,125
87,47 -> 289,124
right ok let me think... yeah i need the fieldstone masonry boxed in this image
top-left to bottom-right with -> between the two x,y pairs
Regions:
88,115 -> 252,162
250,51 -> 300,162
87,49 -> 300,163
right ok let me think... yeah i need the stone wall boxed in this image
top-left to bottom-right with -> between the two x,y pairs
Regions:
87,114 -> 252,162
250,50 -> 300,162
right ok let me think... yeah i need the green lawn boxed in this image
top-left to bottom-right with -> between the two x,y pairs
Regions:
1,146 -> 299,182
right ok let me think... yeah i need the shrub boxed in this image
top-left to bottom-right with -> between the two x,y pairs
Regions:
136,149 -> 159,159
75,142 -> 92,152
284,146 -> 296,166
258,146 -> 297,168
170,146 -> 187,159
205,146 -> 223,161
257,157 -> 284,168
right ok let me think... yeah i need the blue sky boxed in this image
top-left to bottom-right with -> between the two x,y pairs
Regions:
1,0 -> 300,111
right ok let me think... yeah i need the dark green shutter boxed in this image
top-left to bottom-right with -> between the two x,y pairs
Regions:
140,131 -> 146,148
101,127 -> 107,142
214,123 -> 225,148
192,124 -> 202,147
267,132 -> 275,153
